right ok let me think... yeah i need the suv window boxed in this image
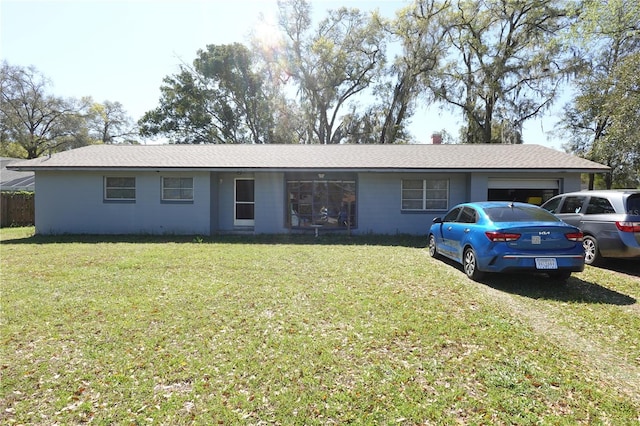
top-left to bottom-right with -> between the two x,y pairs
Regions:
586,197 -> 616,214
627,194 -> 640,216
559,196 -> 587,214
542,196 -> 562,213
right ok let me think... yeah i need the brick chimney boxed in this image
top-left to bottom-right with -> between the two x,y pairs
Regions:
431,133 -> 442,145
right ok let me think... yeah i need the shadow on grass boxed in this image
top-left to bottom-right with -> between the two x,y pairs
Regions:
481,273 -> 637,306
0,232 -> 428,248
591,259 -> 640,278
434,256 -> 636,306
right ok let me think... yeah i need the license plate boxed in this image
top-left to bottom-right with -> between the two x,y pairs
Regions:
535,258 -> 557,269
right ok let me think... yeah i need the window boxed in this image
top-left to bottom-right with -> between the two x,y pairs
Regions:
559,196 -> 587,214
459,207 -> 477,223
402,179 -> 448,211
104,177 -> 135,201
627,194 -> 640,215
586,197 -> 615,214
443,207 -> 462,222
287,178 -> 356,229
541,196 -> 562,213
485,205 -> 560,223
162,177 -> 193,201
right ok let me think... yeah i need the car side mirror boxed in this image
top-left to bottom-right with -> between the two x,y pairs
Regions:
432,217 -> 442,224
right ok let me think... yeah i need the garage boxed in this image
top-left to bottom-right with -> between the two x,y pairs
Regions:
487,179 -> 560,205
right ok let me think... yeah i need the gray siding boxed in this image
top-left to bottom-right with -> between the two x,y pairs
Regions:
35,171 -> 211,235
215,172 -> 288,234
357,173 -> 467,235
32,169 -> 586,236
255,172 -> 286,234
216,172 -> 243,233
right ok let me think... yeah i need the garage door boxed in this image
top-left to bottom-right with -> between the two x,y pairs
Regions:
487,179 -> 559,205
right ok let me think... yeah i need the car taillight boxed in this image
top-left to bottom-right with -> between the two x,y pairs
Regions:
485,231 -> 521,242
565,232 -> 583,242
615,221 -> 640,232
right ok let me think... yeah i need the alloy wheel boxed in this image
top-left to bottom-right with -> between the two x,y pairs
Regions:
463,247 -> 484,281
428,235 -> 437,257
583,236 -> 600,265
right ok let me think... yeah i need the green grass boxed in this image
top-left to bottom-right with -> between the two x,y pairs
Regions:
1,227 -> 639,425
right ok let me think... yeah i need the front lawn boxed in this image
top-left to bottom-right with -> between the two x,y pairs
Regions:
1,227 -> 639,424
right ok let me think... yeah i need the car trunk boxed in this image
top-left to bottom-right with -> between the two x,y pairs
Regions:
503,224 -> 578,251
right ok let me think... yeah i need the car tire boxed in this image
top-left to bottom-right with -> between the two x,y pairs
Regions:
428,234 -> 438,258
548,271 -> 571,283
583,235 -> 602,266
463,247 -> 484,281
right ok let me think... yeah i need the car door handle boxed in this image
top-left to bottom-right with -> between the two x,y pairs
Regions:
447,226 -> 452,231
464,228 -> 470,233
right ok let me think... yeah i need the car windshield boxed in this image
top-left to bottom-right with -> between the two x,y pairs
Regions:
484,205 -> 561,223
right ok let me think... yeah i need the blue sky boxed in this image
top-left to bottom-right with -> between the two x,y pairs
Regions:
1,0 -> 564,148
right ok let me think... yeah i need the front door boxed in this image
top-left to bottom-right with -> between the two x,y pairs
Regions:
235,178 -> 255,227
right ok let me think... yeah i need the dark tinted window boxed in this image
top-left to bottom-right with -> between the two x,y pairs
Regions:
559,196 -> 587,214
485,206 -> 561,222
443,207 -> 462,222
459,207 -> 477,223
586,197 -> 616,214
627,194 -> 640,216
541,196 -> 561,213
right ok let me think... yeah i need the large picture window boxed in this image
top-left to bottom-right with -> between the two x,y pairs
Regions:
162,177 -> 193,201
287,178 -> 356,229
402,179 -> 448,211
104,177 -> 135,201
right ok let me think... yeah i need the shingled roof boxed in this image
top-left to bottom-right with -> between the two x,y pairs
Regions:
1,158 -> 35,191
7,144 -> 609,173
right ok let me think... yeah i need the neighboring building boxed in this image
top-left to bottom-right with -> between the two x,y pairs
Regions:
7,144 -> 609,236
1,158 -> 35,227
1,157 -> 35,192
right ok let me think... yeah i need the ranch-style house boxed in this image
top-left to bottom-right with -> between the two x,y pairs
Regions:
7,144 -> 609,236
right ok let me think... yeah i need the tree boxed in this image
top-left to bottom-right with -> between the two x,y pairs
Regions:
334,105 -> 386,144
139,43 -> 274,144
87,100 -> 138,144
560,0 -> 640,188
277,0 -> 386,144
0,62 -> 89,158
376,0 -> 449,144
433,0 -> 574,144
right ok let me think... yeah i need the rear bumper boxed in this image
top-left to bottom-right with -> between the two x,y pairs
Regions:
480,254 -> 585,273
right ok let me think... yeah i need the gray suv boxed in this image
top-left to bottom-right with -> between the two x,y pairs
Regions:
541,190 -> 640,265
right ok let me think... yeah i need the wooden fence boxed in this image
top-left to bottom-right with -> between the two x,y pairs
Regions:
1,192 -> 35,227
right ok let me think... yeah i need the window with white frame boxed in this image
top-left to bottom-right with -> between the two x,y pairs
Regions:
162,177 -> 193,201
401,179 -> 448,211
104,177 -> 136,201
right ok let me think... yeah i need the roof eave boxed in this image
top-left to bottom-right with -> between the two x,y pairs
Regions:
8,166 -> 611,173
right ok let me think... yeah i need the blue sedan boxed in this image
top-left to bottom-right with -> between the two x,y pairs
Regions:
428,202 -> 585,282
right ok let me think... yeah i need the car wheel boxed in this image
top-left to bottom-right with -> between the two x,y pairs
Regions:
463,247 -> 484,281
428,234 -> 438,258
548,271 -> 571,283
583,235 -> 602,266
